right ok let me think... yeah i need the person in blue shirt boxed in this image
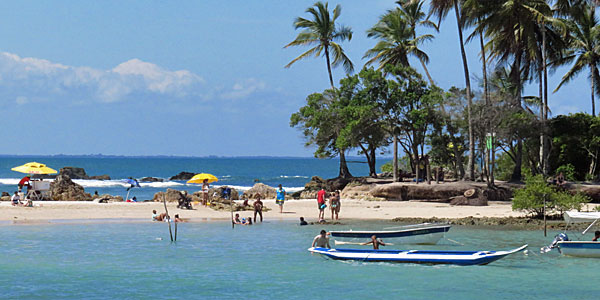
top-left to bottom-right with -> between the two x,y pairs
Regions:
276,184 -> 286,213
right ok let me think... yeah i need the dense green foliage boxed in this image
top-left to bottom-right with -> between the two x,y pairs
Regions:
512,174 -> 591,217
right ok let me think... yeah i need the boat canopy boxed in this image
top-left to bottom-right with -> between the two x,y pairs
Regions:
563,211 -> 600,224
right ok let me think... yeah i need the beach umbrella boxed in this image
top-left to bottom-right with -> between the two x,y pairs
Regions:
11,162 -> 57,174
123,178 -> 141,201
187,173 -> 218,184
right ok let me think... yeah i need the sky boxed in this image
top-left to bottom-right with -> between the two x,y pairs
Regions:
0,0 -> 593,157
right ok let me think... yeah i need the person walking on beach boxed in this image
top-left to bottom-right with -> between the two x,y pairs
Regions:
202,179 -> 210,206
330,190 -> 340,220
253,194 -> 263,222
276,184 -> 285,213
317,188 -> 326,220
362,235 -> 386,250
312,230 -> 330,248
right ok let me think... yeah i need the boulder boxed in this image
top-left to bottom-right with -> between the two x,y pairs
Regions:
197,186 -> 240,201
1,196 -> 9,201
49,174 -> 92,201
169,172 -> 196,181
89,175 -> 111,180
304,176 -> 327,191
93,194 -> 123,203
1,192 -> 9,197
243,183 -> 277,199
152,188 -> 189,203
140,177 -> 164,182
59,167 -> 89,179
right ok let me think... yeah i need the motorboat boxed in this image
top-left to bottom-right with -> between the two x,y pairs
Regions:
329,223 -> 451,245
543,211 -> 600,258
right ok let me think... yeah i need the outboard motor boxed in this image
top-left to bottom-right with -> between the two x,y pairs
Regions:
541,233 -> 569,253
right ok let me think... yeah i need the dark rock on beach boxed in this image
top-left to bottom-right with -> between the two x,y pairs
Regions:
49,174 -> 92,201
392,216 -> 580,230
243,183 -> 277,199
89,175 -> 111,180
33,167 -> 110,180
169,172 -> 196,181
140,177 -> 164,182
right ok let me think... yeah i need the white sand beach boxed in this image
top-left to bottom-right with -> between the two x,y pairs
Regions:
0,198 -> 527,224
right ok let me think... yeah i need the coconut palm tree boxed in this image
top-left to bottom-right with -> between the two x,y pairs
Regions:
284,1 -> 354,89
285,1 -> 354,178
429,0 -> 475,181
554,3 -> 600,117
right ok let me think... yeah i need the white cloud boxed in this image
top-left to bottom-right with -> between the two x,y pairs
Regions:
220,78 -> 266,100
0,52 -> 212,103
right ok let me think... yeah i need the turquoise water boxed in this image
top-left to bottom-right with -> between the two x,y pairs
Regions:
1,221 -> 599,299
0,156 -> 386,200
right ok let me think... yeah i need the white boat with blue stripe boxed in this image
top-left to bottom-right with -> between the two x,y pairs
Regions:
543,211 -> 600,258
329,223 -> 451,245
308,245 -> 528,266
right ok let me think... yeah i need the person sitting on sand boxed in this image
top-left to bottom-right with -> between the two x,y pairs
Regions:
299,217 -> 308,226
152,210 -> 168,222
330,190 -> 340,220
312,230 -> 331,248
233,213 -> 242,225
593,231 -> 600,242
362,235 -> 386,250
173,214 -> 184,223
11,191 -> 20,206
253,194 -> 263,222
556,172 -> 566,187
276,184 -> 286,213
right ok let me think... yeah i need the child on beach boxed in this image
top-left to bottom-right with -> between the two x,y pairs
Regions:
276,184 -> 285,213
253,194 -> 263,222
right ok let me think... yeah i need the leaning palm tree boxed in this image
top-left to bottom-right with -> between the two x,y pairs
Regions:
429,0 -> 475,181
554,3 -> 600,117
285,1 -> 354,178
284,1 -> 354,89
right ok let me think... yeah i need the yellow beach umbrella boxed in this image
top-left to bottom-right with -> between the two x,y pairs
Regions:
11,162 -> 58,174
187,173 -> 218,184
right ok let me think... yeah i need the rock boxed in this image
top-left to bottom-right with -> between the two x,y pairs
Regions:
1,192 -> 9,197
93,194 -> 123,203
341,183 -> 379,200
59,167 -> 89,179
197,186 -> 240,201
326,177 -> 352,191
140,177 -> 164,182
244,183 -> 277,199
1,196 -> 9,201
304,176 -> 327,191
169,172 -> 196,181
49,174 -> 92,201
152,188 -> 189,203
89,175 -> 111,180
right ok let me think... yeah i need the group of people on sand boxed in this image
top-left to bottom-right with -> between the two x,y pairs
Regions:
312,230 -> 386,250
11,191 -> 32,207
316,188 -> 340,222
234,192 -> 265,225
151,210 -> 183,222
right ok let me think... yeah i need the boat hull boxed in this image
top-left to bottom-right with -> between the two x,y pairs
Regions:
308,245 -> 527,266
329,225 -> 451,245
558,241 -> 600,258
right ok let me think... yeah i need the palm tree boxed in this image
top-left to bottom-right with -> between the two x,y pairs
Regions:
285,1 -> 354,178
554,3 -> 600,117
429,0 -> 475,181
285,1 -> 354,89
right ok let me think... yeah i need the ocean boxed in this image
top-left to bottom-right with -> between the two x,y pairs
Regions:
1,220 -> 599,299
0,156 -> 387,200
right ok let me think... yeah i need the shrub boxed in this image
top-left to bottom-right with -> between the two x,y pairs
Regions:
555,164 -> 576,181
555,191 -> 591,213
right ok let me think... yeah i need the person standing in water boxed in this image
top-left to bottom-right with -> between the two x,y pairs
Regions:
276,184 -> 285,213
330,190 -> 340,220
362,235 -> 386,250
312,230 -> 330,248
253,193 -> 263,222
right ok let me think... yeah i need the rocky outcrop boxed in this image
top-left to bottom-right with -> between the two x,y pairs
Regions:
169,172 -> 196,181
296,176 -> 367,199
33,167 -> 110,180
93,194 -> 124,203
243,183 -> 277,199
199,186 -> 240,201
140,177 -> 164,182
152,189 -> 196,203
49,174 -> 92,201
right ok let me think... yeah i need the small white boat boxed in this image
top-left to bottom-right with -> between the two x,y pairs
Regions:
329,223 -> 451,245
543,211 -> 600,258
308,245 -> 528,266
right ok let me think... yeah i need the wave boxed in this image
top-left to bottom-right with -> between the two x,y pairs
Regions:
278,175 -> 310,179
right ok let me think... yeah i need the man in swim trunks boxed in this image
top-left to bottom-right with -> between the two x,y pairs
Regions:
362,235 -> 386,250
233,213 -> 243,225
312,230 -> 331,248
276,184 -> 285,213
317,188 -> 326,220
253,194 -> 263,222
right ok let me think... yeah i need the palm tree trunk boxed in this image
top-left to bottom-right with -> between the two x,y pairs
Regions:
393,134 -> 399,182
479,21 -> 491,186
324,45 -> 335,89
454,2 -> 474,181
540,26 -> 549,175
592,64 -> 596,117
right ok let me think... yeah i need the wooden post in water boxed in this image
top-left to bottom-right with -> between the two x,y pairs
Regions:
231,198 -> 235,229
163,194 -> 173,242
174,221 -> 178,242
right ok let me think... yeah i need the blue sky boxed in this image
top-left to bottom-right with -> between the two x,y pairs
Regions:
0,0 -> 592,156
